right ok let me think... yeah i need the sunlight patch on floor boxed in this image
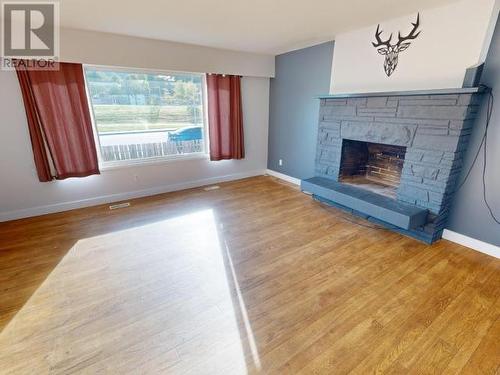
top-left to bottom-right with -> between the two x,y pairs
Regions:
0,209 -> 259,374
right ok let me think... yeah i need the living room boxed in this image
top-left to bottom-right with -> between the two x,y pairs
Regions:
0,0 -> 498,373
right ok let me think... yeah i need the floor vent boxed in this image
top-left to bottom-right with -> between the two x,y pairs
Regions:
109,202 -> 131,210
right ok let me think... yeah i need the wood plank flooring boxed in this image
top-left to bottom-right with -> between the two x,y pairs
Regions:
0,176 -> 498,374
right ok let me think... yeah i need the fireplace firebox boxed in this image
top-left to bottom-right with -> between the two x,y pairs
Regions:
339,140 -> 406,198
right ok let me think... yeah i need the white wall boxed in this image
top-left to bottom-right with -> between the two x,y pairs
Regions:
0,62 -> 270,222
330,0 -> 497,93
61,28 -> 275,78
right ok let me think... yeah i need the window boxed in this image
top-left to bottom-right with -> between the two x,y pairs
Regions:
84,66 -> 206,166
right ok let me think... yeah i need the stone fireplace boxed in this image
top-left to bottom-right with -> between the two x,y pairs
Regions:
301,88 -> 486,243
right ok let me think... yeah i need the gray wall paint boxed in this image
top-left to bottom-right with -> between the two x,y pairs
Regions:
267,41 -> 334,179
447,16 -> 500,246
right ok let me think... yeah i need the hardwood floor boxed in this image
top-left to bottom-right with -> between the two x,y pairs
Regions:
0,176 -> 498,374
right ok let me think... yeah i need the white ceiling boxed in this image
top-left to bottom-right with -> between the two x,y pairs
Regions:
59,0 -> 460,55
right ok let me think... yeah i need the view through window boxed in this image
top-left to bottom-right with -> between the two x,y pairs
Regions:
85,67 -> 205,164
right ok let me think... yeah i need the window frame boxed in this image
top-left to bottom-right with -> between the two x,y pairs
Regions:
83,64 -> 210,170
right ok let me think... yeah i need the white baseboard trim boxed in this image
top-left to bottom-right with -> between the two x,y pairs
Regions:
265,169 -> 301,186
0,169 -> 266,222
442,229 -> 500,259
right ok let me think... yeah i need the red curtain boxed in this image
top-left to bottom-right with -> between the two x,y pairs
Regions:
16,62 -> 99,182
206,74 -> 244,161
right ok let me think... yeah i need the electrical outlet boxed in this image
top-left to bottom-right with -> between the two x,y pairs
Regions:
278,159 -> 283,166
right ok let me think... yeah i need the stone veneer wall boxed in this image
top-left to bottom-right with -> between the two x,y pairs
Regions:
315,93 -> 482,243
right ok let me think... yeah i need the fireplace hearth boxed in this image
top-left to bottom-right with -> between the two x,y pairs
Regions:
303,87 -> 487,243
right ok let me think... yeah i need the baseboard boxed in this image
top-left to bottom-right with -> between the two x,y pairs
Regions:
265,169 -> 301,185
442,229 -> 500,259
0,169 -> 266,222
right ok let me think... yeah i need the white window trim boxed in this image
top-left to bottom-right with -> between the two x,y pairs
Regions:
83,64 -> 210,169
99,152 -> 209,171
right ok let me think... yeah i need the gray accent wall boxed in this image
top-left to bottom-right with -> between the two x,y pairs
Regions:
447,16 -> 500,246
267,41 -> 334,179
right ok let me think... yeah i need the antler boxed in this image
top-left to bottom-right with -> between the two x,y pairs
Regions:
397,13 -> 421,45
372,24 -> 393,47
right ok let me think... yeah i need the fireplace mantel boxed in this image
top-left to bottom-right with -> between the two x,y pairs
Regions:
317,86 -> 488,100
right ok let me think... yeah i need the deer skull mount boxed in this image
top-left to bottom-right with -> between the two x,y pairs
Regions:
372,13 -> 421,77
